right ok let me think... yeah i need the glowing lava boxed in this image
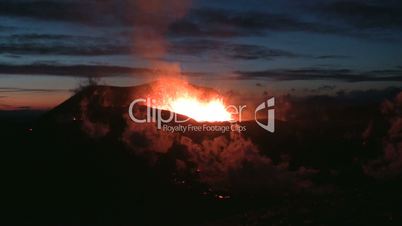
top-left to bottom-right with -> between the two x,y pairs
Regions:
167,96 -> 232,122
148,79 -> 233,122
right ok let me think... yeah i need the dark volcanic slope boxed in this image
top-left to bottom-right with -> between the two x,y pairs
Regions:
42,84 -> 151,122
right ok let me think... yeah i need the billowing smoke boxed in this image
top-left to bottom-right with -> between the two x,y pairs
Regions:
364,92 -> 402,178
179,131 -> 266,186
133,0 -> 190,58
122,116 -> 176,154
178,132 -> 314,192
80,97 -> 110,138
132,0 -> 191,77
119,116 -> 315,192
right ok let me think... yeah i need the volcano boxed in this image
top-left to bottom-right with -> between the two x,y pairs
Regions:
21,82 -> 283,225
39,81 -> 290,154
4,82 -> 402,226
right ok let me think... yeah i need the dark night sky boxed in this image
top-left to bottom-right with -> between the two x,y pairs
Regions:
0,0 -> 401,109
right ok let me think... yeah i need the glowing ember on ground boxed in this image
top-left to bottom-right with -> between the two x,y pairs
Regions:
148,79 -> 233,122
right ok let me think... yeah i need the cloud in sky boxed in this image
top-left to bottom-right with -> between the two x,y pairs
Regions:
0,33 -> 304,61
0,0 -> 400,104
1,0 -> 401,38
235,68 -> 402,82
0,0 -> 118,26
313,0 -> 402,30
170,39 -> 301,60
168,8 -> 335,38
0,87 -> 67,93
0,64 -> 153,77
1,63 -> 402,84
0,34 -> 130,56
0,25 -> 15,31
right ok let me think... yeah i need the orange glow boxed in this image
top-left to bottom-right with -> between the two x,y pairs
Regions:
148,79 -> 233,122
165,95 -> 232,122
0,91 -> 71,110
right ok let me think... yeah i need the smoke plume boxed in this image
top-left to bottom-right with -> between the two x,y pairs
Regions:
364,92 -> 402,178
132,0 -> 191,77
